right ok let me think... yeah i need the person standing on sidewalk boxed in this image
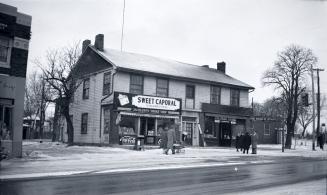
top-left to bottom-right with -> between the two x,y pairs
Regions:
165,124 -> 176,155
236,133 -> 241,152
251,131 -> 258,154
161,125 -> 168,153
243,132 -> 251,154
239,133 -> 245,152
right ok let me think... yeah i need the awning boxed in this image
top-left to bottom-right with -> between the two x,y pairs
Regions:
205,113 -> 249,120
120,111 -> 179,119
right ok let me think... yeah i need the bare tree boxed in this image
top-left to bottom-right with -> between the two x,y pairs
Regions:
262,45 -> 317,149
24,72 -> 51,138
35,42 -> 81,145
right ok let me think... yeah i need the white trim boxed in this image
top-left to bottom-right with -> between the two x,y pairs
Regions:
13,37 -> 29,50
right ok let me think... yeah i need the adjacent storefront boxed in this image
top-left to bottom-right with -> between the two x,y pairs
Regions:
201,103 -> 251,147
112,92 -> 182,146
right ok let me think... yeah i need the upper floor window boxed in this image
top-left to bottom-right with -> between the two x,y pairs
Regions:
130,74 -> 143,94
185,85 -> 195,109
156,78 -> 169,97
81,113 -> 88,134
83,78 -> 90,99
210,85 -> 221,104
264,123 -> 270,135
103,72 -> 111,96
0,36 -> 11,67
230,89 -> 240,107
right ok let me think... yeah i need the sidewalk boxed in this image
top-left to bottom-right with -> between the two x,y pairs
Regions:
0,140 -> 326,181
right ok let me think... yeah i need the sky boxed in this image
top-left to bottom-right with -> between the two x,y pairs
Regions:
3,0 -> 327,122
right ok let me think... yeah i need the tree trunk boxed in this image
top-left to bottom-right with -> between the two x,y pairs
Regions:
62,98 -> 73,145
64,110 -> 74,146
285,121 -> 293,149
301,127 -> 306,138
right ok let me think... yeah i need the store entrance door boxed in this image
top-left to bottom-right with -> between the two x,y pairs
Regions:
140,117 -> 156,145
183,122 -> 193,145
219,122 -> 231,146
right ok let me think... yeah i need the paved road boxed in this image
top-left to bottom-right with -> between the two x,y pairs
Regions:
0,159 -> 326,195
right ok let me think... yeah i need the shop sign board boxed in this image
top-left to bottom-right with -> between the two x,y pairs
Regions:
120,135 -> 136,145
114,92 -> 181,115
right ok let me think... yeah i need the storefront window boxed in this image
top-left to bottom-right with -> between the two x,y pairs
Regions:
119,116 -> 137,145
119,116 -> 137,136
204,116 -> 217,138
0,105 -> 13,140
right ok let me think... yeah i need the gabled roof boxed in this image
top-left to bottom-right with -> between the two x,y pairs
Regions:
89,46 -> 254,89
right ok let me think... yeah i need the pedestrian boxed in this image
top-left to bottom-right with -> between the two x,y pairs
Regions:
243,132 -> 251,154
235,133 -> 241,152
165,124 -> 176,155
239,133 -> 244,152
251,131 -> 258,154
161,125 -> 168,153
318,133 -> 324,150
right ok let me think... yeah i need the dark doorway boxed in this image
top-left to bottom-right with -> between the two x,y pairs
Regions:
219,122 -> 231,146
184,122 -> 193,145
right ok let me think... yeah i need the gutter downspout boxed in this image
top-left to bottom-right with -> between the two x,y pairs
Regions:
99,68 -> 117,145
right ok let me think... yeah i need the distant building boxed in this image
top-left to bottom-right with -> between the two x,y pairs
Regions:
0,3 -> 32,157
62,34 -> 255,147
250,116 -> 283,144
22,116 -> 53,140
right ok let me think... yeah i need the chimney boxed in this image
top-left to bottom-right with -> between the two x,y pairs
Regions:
82,39 -> 91,53
94,34 -> 104,51
217,61 -> 226,73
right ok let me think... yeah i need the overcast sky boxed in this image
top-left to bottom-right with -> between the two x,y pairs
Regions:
4,0 -> 327,107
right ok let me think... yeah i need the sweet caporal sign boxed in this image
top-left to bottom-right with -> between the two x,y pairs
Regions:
132,95 -> 180,111
115,92 -> 181,112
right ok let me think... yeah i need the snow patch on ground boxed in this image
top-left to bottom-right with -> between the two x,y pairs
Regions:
1,139 -> 325,180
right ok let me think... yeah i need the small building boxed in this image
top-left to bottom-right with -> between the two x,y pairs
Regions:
251,117 -> 282,144
0,3 -> 32,157
62,34 -> 254,147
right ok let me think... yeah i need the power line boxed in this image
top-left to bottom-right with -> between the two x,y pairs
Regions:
120,0 -> 126,52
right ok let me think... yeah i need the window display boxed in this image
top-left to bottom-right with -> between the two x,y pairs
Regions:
119,116 -> 137,145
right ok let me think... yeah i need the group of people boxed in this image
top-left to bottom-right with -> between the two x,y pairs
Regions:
235,131 -> 258,154
159,124 -> 177,155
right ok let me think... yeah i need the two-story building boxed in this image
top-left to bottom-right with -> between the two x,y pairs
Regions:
63,34 -> 254,147
0,3 -> 32,157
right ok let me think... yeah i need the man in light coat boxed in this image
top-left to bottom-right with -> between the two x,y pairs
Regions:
251,131 -> 258,154
165,124 -> 176,155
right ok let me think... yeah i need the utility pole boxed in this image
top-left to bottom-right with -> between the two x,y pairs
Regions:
310,65 -> 316,150
313,68 -> 324,140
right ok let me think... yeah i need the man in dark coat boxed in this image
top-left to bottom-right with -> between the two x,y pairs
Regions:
239,133 -> 245,152
243,132 -> 251,154
235,133 -> 241,152
318,133 -> 325,150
